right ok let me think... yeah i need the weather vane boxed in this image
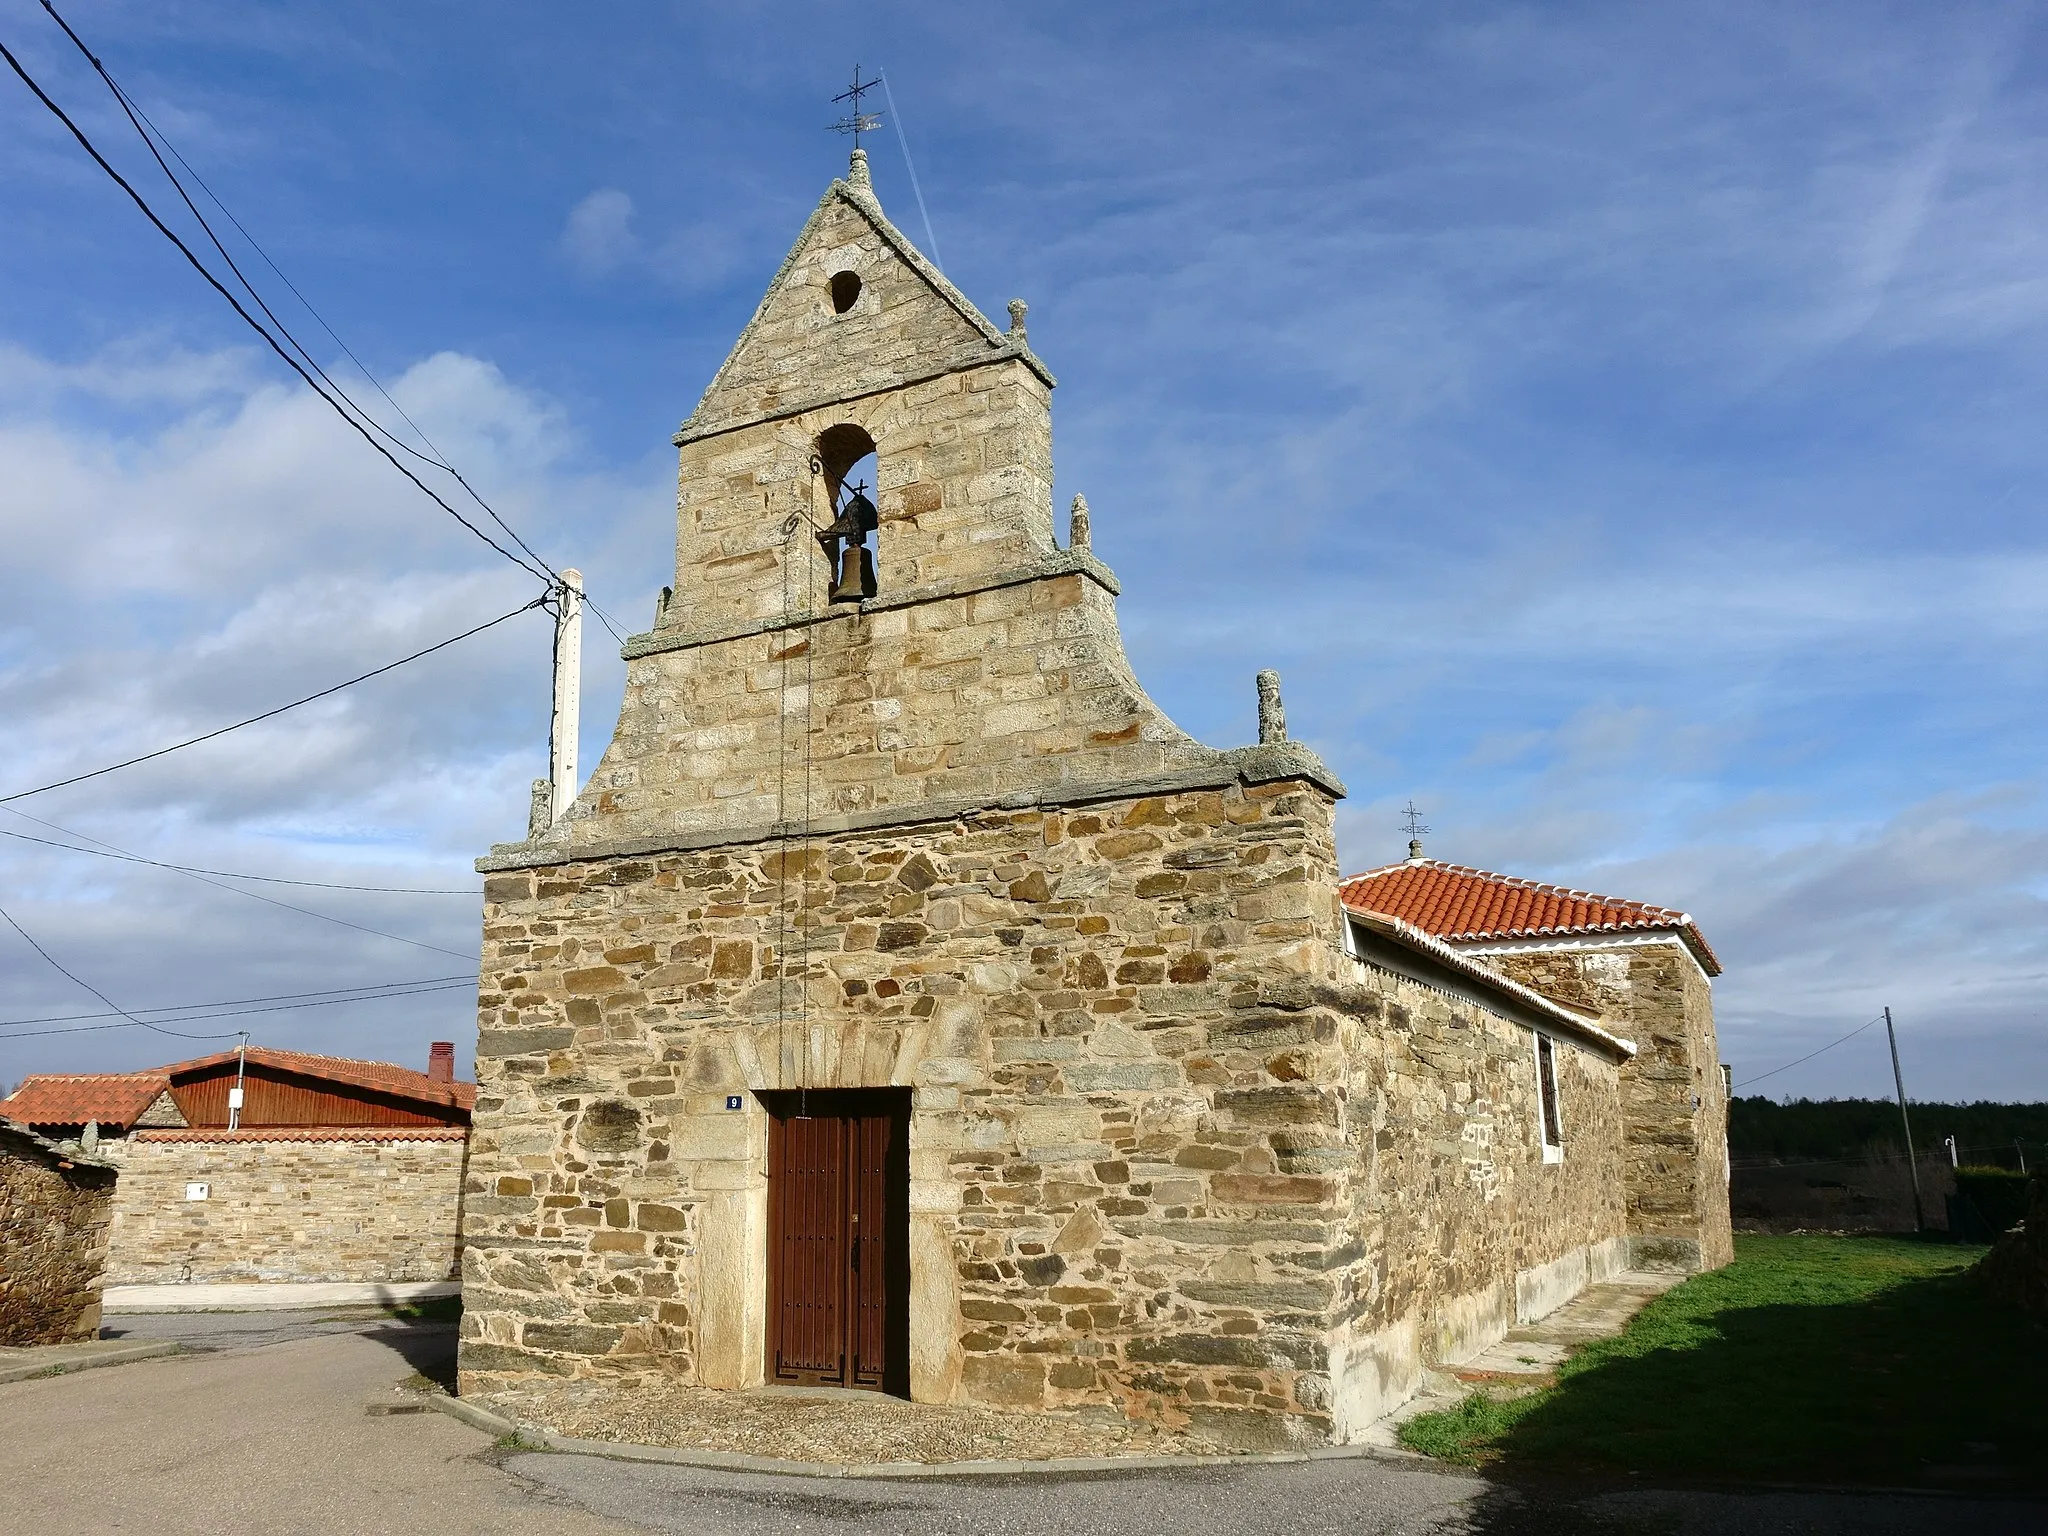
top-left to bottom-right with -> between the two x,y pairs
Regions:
828,65 -> 884,148
1400,801 -> 1430,840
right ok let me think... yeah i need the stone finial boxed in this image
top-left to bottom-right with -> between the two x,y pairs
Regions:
1007,298 -> 1028,342
1408,837 -> 1425,861
656,585 -> 673,626
528,778 -> 554,840
1256,669 -> 1287,744
81,1119 -> 99,1153
1068,494 -> 1091,551
848,148 -> 872,189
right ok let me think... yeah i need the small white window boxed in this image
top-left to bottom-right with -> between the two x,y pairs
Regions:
184,1182 -> 210,1201
1535,1034 -> 1564,1162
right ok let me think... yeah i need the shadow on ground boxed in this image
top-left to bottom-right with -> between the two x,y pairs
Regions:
1454,1240 -> 2048,1496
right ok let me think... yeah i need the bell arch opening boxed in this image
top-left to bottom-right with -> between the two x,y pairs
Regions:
815,423 -> 879,603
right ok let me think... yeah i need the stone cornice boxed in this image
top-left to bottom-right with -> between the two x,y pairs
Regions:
476,751 -> 1348,874
620,549 -> 1123,660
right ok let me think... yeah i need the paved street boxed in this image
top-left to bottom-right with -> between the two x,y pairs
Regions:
3,1309 -> 2043,1535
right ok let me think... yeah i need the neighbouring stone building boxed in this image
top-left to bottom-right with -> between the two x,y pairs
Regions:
457,151 -> 1725,1445
0,1121 -> 117,1345
1,1045 -> 472,1288
1340,853 -> 1733,1272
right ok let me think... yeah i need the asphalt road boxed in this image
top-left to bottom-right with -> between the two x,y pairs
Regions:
3,1309 -> 2042,1536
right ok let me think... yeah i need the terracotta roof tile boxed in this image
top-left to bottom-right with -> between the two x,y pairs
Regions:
1339,859 -> 1721,976
156,1046 -> 475,1112
132,1126 -> 469,1143
0,1072 -> 171,1130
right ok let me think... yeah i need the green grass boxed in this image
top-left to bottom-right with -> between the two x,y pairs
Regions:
1400,1234 -> 2048,1488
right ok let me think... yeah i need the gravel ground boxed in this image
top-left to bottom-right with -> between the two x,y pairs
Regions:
482,1379 -> 1229,1464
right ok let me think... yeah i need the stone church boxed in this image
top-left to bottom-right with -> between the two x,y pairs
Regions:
457,151 -> 1730,1447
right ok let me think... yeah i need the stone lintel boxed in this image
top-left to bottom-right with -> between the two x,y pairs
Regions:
620,550 -> 1122,661
477,755 -> 1347,874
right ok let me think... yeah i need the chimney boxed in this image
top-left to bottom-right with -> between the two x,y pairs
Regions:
428,1042 -> 455,1084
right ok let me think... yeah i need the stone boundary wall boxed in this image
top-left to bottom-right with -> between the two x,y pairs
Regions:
102,1130 -> 466,1285
0,1126 -> 117,1345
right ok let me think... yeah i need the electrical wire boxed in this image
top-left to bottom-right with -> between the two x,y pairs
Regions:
0,827 -> 479,893
878,70 -> 943,272
0,899 -> 246,1042
0,973 -> 477,1029
0,979 -> 476,1037
1,807 -> 477,961
0,32 -> 553,586
0,595 -> 547,805
34,0 -> 634,652
1735,1014 -> 1888,1091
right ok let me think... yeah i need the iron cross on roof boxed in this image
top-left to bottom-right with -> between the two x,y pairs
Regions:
828,65 -> 884,147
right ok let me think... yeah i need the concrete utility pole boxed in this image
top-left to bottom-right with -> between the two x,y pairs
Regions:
1885,1006 -> 1925,1232
549,569 -> 583,827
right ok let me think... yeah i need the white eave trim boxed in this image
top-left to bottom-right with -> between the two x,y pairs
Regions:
1345,909 -> 1636,1061
1447,928 -> 1716,988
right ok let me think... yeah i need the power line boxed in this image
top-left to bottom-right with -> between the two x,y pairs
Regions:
0,899 -> 245,1042
0,595 -> 547,805
0,978 -> 476,1037
1735,1014 -> 1887,1091
0,827 -> 479,893
1,807 -> 477,962
0,973 -> 476,1029
33,0 -> 634,653
0,32 -> 554,586
877,70 -> 943,273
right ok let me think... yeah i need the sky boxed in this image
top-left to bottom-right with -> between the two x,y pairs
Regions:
2,0 -> 2045,1103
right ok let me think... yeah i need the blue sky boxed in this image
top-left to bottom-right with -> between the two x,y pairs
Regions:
2,1 -> 2045,1101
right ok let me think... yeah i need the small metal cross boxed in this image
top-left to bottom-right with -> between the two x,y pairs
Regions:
828,65 -> 884,147
1400,801 -> 1431,840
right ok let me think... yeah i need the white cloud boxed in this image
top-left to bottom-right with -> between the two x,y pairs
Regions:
560,188 -> 639,277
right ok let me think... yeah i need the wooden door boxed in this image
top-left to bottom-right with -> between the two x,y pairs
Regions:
764,1090 -> 909,1393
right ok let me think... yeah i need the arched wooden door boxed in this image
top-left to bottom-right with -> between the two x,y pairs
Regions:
762,1089 -> 910,1394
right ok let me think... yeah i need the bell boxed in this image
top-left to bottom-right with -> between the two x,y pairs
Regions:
841,487 -> 878,534
828,539 -> 876,603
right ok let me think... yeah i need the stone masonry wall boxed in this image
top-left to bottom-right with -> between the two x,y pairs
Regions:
1485,943 -> 1731,1270
461,778 -> 1633,1447
1326,955 -> 1626,1432
0,1129 -> 116,1345
103,1133 -> 467,1285
463,781 -> 1341,1441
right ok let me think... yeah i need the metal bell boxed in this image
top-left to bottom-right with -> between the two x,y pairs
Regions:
828,540 -> 876,603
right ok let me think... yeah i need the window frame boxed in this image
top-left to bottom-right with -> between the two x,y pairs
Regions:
1534,1031 -> 1565,1163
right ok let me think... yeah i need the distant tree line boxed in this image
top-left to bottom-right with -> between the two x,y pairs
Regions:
1730,1097 -> 2048,1165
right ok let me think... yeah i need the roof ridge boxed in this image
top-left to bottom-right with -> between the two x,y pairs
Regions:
1340,859 -> 1689,922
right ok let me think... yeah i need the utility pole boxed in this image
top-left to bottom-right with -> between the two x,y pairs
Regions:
227,1031 -> 248,1132
549,569 -> 583,826
1885,1006 -> 1924,1232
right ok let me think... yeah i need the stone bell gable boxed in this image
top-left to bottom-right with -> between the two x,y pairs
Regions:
488,148 -> 1339,862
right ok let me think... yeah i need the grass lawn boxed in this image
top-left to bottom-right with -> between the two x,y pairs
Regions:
1399,1234 -> 2048,1488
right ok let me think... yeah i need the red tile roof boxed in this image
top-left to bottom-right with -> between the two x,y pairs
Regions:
1339,859 -> 1721,975
0,1072 -> 171,1130
133,1126 -> 469,1143
157,1046 -> 476,1111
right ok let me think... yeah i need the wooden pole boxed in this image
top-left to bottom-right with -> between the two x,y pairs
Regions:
1885,1007 -> 1925,1232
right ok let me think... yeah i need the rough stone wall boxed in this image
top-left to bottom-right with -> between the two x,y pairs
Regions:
460,778 -> 1634,1447
0,1131 -> 115,1345
553,569 -> 1228,855
102,1134 -> 466,1285
463,782 -> 1342,1438
1484,943 -> 1731,1270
